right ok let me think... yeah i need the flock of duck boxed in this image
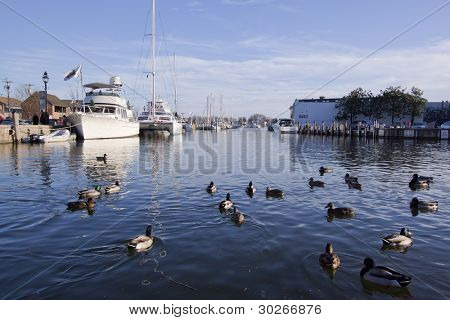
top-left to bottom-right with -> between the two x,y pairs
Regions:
207,168 -> 439,290
66,154 -> 439,292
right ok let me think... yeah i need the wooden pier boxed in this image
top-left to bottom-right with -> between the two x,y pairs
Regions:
296,123 -> 449,141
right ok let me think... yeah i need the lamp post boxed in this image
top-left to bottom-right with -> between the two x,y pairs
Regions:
42,71 -> 49,114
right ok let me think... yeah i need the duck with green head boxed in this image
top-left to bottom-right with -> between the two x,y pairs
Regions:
96,154 -> 107,161
105,181 -> 120,194
410,197 -> 438,211
128,225 -> 154,251
382,227 -> 413,247
344,173 -> 358,183
219,193 -> 233,210
78,185 -> 102,198
246,181 -> 256,196
319,166 -> 333,174
409,174 -> 430,189
206,181 -> 217,193
360,257 -> 412,287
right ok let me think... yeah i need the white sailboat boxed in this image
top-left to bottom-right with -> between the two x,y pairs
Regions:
138,0 -> 182,136
68,77 -> 139,140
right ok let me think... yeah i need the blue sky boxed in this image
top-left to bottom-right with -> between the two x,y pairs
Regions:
1,0 -> 450,117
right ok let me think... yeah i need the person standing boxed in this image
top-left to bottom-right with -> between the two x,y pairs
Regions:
32,114 -> 39,125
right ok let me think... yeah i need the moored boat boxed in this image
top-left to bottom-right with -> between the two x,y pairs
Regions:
68,77 -> 139,140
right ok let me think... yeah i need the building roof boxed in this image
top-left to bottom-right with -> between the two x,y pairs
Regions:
0,96 -> 22,106
295,98 -> 341,103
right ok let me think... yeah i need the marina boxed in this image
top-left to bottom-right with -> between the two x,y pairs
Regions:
0,0 -> 449,310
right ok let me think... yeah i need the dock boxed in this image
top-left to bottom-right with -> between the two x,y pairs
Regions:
296,123 -> 449,140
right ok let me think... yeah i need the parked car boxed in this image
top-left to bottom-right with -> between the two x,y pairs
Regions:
351,121 -> 368,130
412,122 -> 426,129
19,119 -> 32,125
0,117 -> 13,126
389,122 -> 403,129
440,121 -> 450,129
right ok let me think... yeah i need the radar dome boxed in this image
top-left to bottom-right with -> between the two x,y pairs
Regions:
109,76 -> 123,87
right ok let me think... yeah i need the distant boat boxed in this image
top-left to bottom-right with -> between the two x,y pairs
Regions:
272,118 -> 297,134
68,77 -> 139,140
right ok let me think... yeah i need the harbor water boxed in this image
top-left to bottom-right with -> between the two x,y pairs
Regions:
0,129 -> 448,299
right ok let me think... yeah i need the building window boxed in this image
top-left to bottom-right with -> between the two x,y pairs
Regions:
55,106 -> 66,113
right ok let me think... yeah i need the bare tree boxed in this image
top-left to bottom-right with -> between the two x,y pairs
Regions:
14,84 -> 34,100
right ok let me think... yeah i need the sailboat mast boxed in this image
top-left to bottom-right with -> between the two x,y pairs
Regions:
174,53 -> 177,112
152,0 -> 156,118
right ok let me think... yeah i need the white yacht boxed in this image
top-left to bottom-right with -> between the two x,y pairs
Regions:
272,118 -> 298,134
138,98 -> 182,135
68,77 -> 139,140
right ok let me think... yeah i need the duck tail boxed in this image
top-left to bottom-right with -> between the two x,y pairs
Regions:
381,238 -> 390,245
397,276 -> 412,287
127,243 -> 137,249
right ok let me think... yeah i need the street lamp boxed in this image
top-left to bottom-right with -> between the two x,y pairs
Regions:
42,71 -> 49,114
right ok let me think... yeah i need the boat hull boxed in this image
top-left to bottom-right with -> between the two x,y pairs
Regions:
68,114 -> 139,140
42,129 -> 71,143
272,124 -> 298,134
139,121 -> 182,135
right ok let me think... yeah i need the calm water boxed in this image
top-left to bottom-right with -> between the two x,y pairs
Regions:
0,130 -> 449,300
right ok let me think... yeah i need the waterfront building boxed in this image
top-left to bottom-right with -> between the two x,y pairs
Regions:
290,97 -> 450,126
0,96 -> 22,119
20,92 -> 71,121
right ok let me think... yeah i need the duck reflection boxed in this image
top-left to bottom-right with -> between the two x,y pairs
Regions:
361,278 -> 412,299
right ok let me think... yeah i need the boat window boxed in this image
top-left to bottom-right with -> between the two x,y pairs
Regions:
90,107 -> 103,113
104,107 -> 115,114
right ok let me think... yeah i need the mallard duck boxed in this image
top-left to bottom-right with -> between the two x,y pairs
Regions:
344,173 -> 358,183
219,193 -> 233,210
319,243 -> 340,269
206,181 -> 217,193
409,174 -> 430,189
128,225 -> 154,251
416,174 -> 433,183
67,197 -> 95,211
96,154 -> 107,161
410,197 -> 438,211
78,185 -> 102,198
266,187 -> 284,198
246,181 -> 256,195
105,181 -> 120,194
319,166 -> 333,174
325,202 -> 355,216
360,258 -> 412,287
309,178 -> 325,187
347,180 -> 362,190
382,227 -> 413,247
231,207 -> 245,224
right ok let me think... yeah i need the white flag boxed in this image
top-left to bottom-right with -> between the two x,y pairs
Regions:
64,65 -> 81,81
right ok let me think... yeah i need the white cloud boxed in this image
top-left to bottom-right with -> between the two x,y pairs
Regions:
2,36 -> 450,117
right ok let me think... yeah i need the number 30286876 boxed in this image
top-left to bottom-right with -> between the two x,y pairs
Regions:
258,304 -> 321,315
